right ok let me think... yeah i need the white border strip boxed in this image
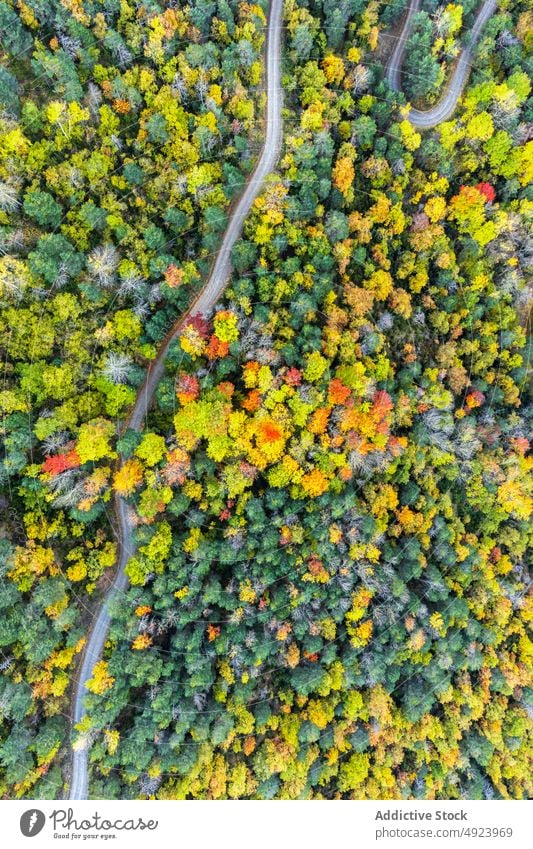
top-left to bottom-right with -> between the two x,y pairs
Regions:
2,799 -> 530,849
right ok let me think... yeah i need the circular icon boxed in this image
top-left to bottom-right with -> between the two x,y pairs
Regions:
20,810 -> 46,838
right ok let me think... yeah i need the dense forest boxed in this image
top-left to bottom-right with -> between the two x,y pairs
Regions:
0,0 -> 532,800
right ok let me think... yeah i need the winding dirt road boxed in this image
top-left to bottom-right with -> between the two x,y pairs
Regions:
387,0 -> 498,128
69,0 -> 284,800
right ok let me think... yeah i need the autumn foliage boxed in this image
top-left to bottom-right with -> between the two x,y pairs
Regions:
0,0 -> 531,805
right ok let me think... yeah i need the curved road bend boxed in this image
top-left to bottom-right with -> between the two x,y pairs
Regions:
387,0 -> 498,129
69,0 -> 284,801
